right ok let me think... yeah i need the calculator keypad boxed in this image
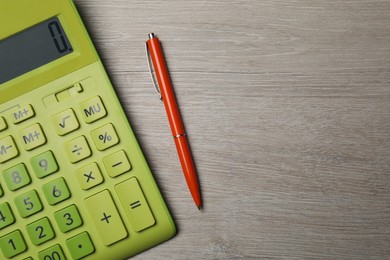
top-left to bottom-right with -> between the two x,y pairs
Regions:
0,86 -> 158,259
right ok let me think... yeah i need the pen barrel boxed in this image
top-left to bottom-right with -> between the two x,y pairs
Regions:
147,37 -> 185,136
174,135 -> 201,207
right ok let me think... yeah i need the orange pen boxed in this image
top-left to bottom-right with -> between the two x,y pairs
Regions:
146,33 -> 202,210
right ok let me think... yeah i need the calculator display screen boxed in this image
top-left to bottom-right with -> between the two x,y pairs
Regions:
0,17 -> 73,84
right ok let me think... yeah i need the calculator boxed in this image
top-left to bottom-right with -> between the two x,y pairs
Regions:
0,0 -> 176,259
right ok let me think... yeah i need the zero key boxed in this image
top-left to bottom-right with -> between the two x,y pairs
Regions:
84,190 -> 127,246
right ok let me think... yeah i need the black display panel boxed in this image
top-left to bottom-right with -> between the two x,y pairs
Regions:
0,17 -> 73,84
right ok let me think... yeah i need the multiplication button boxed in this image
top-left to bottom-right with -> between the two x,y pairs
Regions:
75,163 -> 103,190
84,190 -> 127,246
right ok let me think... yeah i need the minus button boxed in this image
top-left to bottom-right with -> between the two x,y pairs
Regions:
103,150 -> 131,178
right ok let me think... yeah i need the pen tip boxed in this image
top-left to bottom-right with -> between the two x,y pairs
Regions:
197,205 -> 202,211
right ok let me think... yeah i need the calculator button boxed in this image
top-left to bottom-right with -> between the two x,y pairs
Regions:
84,190 -> 127,246
79,96 -> 107,123
38,244 -> 66,260
42,177 -> 71,205
15,190 -> 43,218
75,163 -> 104,190
64,136 -> 92,163
115,178 -> 155,232
51,109 -> 80,136
3,163 -> 31,191
0,116 -> 7,132
0,136 -> 19,163
26,217 -> 55,245
0,230 -> 27,258
10,104 -> 35,124
31,151 -> 59,178
19,123 -> 46,151
103,150 -> 131,178
0,203 -> 15,230
91,123 -> 119,151
54,205 -> 83,233
66,232 -> 95,259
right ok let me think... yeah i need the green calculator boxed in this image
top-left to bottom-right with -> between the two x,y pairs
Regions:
0,0 -> 176,259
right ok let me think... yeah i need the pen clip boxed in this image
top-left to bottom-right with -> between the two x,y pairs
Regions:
145,42 -> 162,101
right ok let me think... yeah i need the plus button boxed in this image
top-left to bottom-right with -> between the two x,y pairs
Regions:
101,212 -> 112,224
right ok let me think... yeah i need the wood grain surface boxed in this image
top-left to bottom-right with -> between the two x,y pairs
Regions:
74,1 -> 390,259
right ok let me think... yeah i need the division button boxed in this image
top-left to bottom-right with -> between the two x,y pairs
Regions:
64,136 -> 92,163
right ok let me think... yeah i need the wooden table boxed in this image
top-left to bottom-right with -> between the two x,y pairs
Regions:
74,1 -> 390,258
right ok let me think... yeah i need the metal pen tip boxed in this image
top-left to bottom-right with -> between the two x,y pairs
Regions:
148,33 -> 155,39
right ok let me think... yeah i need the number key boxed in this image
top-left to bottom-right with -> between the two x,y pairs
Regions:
3,163 -> 31,191
0,230 -> 27,258
15,190 -> 43,218
31,151 -> 59,178
54,205 -> 83,233
38,244 -> 66,260
0,203 -> 15,230
27,217 -> 55,245
42,178 -> 71,205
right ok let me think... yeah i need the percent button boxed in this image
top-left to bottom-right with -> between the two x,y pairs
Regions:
91,124 -> 119,151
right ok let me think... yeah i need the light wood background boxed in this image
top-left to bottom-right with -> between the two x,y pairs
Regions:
74,1 -> 390,259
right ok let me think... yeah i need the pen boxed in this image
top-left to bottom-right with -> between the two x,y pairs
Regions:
146,33 -> 202,210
